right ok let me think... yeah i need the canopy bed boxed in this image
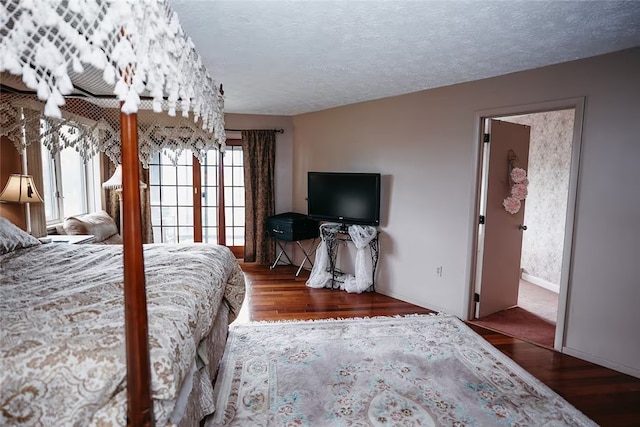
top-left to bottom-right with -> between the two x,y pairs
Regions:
0,217 -> 245,425
0,1 -> 241,425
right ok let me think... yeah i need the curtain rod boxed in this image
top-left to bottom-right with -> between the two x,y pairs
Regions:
225,128 -> 284,133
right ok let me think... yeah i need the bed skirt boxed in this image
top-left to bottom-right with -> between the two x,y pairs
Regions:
175,302 -> 231,427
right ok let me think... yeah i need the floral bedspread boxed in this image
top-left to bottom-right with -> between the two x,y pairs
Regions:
0,243 -> 245,426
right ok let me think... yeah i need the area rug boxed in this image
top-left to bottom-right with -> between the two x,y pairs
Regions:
208,315 -> 595,426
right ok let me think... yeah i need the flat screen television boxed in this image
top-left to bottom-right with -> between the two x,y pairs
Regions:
307,172 -> 381,226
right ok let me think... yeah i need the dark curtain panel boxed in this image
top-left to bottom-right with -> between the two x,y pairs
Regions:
101,155 -> 120,227
139,167 -> 153,244
26,141 -> 47,237
100,154 -> 153,243
243,130 -> 276,264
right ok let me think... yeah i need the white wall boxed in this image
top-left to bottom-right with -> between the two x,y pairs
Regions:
225,113 -> 294,213
291,47 -> 640,377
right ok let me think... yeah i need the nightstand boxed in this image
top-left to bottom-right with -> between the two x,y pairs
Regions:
46,234 -> 96,244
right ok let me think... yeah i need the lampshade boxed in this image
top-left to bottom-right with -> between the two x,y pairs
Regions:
0,174 -> 44,203
102,165 -> 147,190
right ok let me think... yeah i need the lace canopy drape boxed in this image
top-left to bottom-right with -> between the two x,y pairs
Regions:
1,0 -> 228,244
0,93 -> 224,168
1,0 -> 226,154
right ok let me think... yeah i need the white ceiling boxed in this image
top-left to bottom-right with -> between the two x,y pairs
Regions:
169,0 -> 640,116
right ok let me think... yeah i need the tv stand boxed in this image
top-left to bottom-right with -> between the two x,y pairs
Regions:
337,223 -> 350,234
320,223 -> 379,291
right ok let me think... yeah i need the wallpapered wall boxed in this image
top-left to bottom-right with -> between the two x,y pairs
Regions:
503,110 -> 574,286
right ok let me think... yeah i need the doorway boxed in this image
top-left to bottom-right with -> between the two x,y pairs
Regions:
470,100 -> 584,351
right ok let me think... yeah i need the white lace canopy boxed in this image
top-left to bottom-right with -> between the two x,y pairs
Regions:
0,0 -> 226,157
1,93 -> 224,167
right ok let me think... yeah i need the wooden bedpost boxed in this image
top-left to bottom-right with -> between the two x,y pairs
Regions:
120,106 -> 154,426
193,156 -> 202,242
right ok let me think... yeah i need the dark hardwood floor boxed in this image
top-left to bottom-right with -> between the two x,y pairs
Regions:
237,262 -> 640,427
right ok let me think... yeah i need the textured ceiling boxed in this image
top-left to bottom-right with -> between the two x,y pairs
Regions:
169,0 -> 640,116
2,2 -> 639,116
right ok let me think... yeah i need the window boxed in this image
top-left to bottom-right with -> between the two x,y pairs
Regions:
200,149 -> 219,243
149,140 -> 245,256
149,142 -> 245,254
200,143 -> 245,249
222,145 -> 245,246
149,151 -> 195,243
40,122 -> 101,225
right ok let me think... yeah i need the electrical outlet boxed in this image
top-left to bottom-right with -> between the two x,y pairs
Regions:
436,266 -> 443,277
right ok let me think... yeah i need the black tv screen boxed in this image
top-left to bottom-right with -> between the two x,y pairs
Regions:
307,172 -> 381,226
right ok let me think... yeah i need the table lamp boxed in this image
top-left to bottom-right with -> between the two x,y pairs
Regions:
0,174 -> 44,234
102,165 -> 147,232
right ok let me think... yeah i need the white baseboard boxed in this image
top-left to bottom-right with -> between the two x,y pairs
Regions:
521,272 -> 559,294
562,346 -> 640,379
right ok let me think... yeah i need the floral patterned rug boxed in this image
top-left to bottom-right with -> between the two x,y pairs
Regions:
208,315 -> 596,426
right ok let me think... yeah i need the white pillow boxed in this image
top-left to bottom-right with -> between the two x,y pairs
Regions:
0,216 -> 41,255
63,210 -> 119,243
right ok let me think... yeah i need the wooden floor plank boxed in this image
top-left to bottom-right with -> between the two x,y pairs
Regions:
236,263 -> 640,427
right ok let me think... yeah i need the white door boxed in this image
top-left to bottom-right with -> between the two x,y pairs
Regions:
477,119 -> 531,318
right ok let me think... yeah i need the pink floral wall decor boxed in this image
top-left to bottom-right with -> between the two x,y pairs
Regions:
503,167 -> 528,214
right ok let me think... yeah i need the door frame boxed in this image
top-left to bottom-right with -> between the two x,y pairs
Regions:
466,97 -> 585,351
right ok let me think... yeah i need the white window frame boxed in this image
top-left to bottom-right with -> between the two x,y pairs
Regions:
41,118 -> 101,226
149,143 -> 245,255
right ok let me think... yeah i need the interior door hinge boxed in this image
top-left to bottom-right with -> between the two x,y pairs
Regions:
483,133 -> 490,143
479,215 -> 485,225
474,293 -> 480,302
